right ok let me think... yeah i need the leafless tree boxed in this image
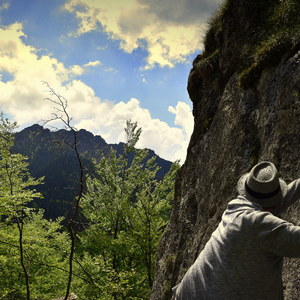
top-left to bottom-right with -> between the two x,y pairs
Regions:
43,82 -> 86,300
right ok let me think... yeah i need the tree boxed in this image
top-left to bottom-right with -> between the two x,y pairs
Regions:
0,210 -> 69,299
127,161 -> 179,287
0,113 -> 44,299
0,113 -> 71,299
76,120 -> 179,299
20,81 -> 179,299
43,83 -> 88,300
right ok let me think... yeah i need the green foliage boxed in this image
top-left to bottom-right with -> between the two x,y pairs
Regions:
0,116 -> 178,299
0,114 -> 43,217
0,211 -> 69,299
200,0 -> 300,89
124,119 -> 142,150
0,114 -> 69,299
75,121 -> 179,299
72,253 -> 142,300
194,50 -> 220,75
203,0 -> 228,53
238,0 -> 300,87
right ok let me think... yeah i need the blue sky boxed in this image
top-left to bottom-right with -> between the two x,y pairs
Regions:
0,0 -> 221,162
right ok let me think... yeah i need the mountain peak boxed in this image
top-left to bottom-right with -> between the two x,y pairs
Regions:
13,124 -> 172,220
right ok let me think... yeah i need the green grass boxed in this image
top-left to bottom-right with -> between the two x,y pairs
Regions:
203,1 -> 228,54
239,0 -> 300,88
195,50 -> 220,76
198,0 -> 300,89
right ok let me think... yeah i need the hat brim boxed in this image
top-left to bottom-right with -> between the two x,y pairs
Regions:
237,173 -> 288,208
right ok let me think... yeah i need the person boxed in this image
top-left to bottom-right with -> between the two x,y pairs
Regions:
172,161 -> 300,300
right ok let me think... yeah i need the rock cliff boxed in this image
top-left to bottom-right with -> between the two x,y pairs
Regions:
151,0 -> 300,299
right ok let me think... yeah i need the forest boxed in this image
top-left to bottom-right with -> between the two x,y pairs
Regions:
0,100 -> 179,300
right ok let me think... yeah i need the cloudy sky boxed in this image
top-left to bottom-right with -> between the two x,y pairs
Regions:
0,0 -> 222,162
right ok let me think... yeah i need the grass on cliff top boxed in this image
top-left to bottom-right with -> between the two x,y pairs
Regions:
201,0 -> 300,88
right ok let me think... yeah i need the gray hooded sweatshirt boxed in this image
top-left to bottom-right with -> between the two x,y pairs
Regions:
172,179 -> 300,300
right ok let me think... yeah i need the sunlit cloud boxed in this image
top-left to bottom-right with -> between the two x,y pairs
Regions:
168,102 -> 194,136
0,22 -> 86,121
75,95 -> 193,162
64,0 -> 221,69
0,22 -> 193,162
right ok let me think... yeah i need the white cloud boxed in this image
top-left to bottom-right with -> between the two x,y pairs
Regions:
74,96 -> 193,162
64,0 -> 222,69
0,22 -> 193,162
0,23 -> 87,122
168,102 -> 194,136
83,60 -> 101,67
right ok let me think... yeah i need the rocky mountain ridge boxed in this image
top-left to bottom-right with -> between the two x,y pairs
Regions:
13,124 -> 172,219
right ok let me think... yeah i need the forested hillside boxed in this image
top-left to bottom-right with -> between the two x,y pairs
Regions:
12,124 -> 172,220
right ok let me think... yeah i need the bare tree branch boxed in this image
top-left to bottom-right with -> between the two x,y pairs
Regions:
42,82 -> 87,300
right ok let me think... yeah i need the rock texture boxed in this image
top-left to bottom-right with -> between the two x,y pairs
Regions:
151,0 -> 300,299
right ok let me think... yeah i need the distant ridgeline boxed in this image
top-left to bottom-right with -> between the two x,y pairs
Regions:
12,124 -> 172,220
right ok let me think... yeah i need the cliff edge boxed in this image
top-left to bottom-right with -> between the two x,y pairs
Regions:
151,0 -> 300,299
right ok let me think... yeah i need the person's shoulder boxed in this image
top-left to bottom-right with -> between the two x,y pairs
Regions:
227,196 -> 262,211
225,196 -> 264,226
253,210 -> 288,232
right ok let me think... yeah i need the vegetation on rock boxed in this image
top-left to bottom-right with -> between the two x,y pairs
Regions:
195,0 -> 300,89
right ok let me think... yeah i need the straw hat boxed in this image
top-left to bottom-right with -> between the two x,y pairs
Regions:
237,161 -> 287,208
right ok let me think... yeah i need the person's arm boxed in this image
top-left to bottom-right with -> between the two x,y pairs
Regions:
256,211 -> 300,258
277,178 -> 300,214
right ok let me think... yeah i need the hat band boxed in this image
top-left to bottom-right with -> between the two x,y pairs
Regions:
245,182 -> 281,199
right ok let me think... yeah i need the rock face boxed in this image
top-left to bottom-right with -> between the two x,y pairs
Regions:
151,0 -> 300,299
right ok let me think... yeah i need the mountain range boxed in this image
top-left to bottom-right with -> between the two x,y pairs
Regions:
12,124 -> 172,220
